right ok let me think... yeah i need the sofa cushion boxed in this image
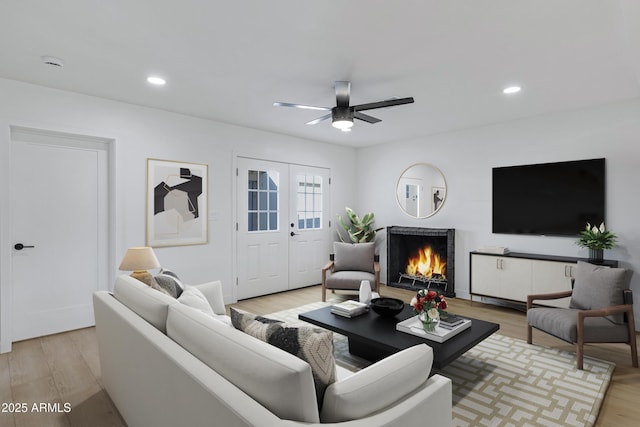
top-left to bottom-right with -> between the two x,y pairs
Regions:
569,261 -> 633,324
231,308 -> 336,406
333,242 -> 375,273
113,274 -> 177,334
154,274 -> 182,298
178,285 -> 214,315
191,281 -> 227,315
321,344 -> 433,423
167,304 -> 320,423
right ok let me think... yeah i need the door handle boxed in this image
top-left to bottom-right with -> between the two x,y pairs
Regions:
290,232 -> 298,237
14,243 -> 35,250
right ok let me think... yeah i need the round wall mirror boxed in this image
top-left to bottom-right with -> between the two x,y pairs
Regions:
396,163 -> 447,218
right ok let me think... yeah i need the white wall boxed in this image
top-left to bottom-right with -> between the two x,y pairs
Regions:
0,78 -> 356,350
357,98 -> 640,324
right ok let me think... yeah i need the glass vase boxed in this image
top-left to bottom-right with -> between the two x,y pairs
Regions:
419,312 -> 440,332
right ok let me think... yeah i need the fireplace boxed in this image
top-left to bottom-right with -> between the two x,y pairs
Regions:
387,226 -> 455,297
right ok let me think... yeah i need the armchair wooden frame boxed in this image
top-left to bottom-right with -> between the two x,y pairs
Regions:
527,289 -> 638,370
321,258 -> 380,302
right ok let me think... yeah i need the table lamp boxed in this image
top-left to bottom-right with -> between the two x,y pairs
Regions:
119,246 -> 160,286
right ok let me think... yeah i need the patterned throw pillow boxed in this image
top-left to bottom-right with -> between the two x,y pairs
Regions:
230,308 -> 336,405
155,269 -> 184,298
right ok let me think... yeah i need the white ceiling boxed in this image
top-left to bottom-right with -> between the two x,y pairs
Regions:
1,0 -> 639,147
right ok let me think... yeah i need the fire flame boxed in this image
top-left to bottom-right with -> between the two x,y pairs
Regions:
405,246 -> 446,278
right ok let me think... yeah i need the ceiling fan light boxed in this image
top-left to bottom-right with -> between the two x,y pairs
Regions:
332,119 -> 353,129
332,107 -> 354,129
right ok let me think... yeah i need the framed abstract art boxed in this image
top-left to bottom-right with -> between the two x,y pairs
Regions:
146,159 -> 208,247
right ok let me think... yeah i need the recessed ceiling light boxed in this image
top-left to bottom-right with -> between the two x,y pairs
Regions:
503,86 -> 521,94
147,76 -> 166,86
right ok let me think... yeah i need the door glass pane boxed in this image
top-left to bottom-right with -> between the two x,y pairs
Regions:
248,212 -> 258,231
248,171 -> 258,189
295,174 -> 323,230
247,169 -> 279,232
248,192 -> 257,210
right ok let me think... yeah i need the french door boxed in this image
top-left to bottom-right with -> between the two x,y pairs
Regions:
236,158 -> 330,300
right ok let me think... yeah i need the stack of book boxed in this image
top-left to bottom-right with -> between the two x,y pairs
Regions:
439,313 -> 466,330
331,300 -> 368,318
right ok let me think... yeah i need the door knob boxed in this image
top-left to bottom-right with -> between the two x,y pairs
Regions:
290,232 -> 298,237
14,243 -> 35,250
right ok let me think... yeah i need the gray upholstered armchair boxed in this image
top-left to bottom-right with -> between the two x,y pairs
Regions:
321,242 -> 380,302
527,261 -> 637,370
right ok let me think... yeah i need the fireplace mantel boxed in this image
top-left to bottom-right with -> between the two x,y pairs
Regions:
386,226 -> 455,297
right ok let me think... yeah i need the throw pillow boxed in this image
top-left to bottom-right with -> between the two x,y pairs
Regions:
230,308 -> 336,406
569,261 -> 633,324
178,285 -> 214,315
156,269 -> 184,297
333,242 -> 375,273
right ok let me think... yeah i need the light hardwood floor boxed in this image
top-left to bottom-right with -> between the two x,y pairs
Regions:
1,285 -> 638,426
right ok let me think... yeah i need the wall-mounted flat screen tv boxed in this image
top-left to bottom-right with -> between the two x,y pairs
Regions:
492,158 -> 605,236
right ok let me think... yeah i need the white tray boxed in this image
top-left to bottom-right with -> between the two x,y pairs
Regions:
396,316 -> 472,343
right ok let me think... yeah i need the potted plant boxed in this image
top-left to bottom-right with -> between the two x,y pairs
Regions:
576,222 -> 617,262
336,207 -> 383,243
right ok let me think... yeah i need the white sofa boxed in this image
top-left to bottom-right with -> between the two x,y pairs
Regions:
93,275 -> 452,426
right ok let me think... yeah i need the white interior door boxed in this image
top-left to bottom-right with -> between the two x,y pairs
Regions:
236,158 -> 289,299
236,158 -> 331,299
289,165 -> 331,289
10,129 -> 109,342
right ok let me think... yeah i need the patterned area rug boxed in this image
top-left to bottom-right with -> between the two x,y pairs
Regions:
268,302 -> 614,427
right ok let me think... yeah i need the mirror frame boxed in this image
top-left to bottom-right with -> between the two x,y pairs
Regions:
395,163 -> 447,219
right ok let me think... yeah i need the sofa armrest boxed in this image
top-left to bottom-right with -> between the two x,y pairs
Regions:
320,344 -> 434,423
192,281 -> 226,315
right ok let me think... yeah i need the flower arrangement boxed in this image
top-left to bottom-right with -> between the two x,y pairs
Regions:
410,289 -> 447,321
576,222 -> 617,250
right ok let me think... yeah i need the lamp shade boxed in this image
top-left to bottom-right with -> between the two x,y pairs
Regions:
118,247 -> 160,271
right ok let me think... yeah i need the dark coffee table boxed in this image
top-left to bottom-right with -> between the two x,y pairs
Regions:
299,305 -> 499,370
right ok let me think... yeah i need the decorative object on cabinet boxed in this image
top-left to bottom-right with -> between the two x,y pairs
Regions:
576,222 -> 617,262
146,158 -> 208,247
395,163 -> 447,218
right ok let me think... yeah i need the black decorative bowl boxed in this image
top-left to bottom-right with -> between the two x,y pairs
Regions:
370,298 -> 405,318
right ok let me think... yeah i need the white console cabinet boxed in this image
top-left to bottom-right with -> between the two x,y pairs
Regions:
470,252 -> 618,308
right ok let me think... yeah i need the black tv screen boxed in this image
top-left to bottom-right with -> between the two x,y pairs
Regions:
492,158 -> 605,236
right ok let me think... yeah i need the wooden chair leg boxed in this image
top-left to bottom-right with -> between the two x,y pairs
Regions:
628,309 -> 638,368
576,342 -> 584,370
322,286 -> 326,302
527,324 -> 532,344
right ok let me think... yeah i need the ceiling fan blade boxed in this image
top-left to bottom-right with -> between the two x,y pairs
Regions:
306,113 -> 332,125
352,97 -> 414,112
334,81 -> 351,108
273,102 -> 330,111
354,112 -> 381,124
